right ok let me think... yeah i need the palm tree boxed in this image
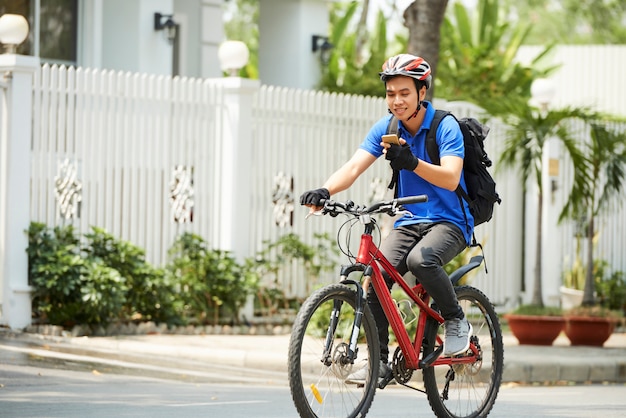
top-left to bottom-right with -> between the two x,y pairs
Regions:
437,0 -> 556,107
498,101 -> 594,307
318,2 -> 392,97
559,121 -> 626,305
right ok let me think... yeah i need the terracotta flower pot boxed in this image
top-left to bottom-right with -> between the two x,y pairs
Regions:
505,314 -> 565,345
564,316 -> 617,347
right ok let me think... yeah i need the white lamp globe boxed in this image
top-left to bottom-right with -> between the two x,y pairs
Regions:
0,14 -> 29,53
531,78 -> 556,108
218,40 -> 250,77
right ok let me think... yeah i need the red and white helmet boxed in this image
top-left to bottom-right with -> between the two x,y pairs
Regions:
380,54 -> 432,89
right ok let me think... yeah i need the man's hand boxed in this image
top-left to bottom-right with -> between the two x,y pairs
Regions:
299,188 -> 330,209
385,144 -> 419,172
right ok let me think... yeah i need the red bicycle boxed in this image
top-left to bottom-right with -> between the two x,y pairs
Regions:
288,195 -> 503,418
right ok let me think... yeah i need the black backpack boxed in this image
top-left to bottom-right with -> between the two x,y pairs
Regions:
387,110 -> 501,229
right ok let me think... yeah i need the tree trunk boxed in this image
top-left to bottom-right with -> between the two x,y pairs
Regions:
403,0 -> 449,100
583,215 -> 596,305
532,189 -> 544,307
354,0 -> 370,66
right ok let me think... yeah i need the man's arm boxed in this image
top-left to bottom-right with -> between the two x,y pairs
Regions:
413,155 -> 463,191
323,149 -> 377,195
300,149 -> 377,212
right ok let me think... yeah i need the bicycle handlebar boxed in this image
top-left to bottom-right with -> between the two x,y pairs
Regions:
319,194 -> 428,218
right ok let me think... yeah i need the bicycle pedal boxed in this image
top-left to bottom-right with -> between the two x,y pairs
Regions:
378,373 -> 396,389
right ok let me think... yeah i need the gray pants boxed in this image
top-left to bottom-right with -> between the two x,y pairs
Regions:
368,222 -> 467,363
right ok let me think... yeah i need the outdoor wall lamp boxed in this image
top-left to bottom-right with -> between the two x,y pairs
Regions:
154,12 -> 177,43
311,34 -> 333,65
0,14 -> 29,54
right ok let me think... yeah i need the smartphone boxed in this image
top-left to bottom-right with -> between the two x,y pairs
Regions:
382,134 -> 400,145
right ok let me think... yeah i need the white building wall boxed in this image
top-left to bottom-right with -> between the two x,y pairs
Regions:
80,0 -> 223,78
100,0 -> 173,75
199,0 -> 224,79
518,45 -> 626,117
258,0 -> 329,89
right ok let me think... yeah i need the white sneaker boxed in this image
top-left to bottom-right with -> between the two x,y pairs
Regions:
345,360 -> 391,385
443,317 -> 473,356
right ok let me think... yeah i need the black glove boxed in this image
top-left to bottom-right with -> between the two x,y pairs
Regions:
300,188 -> 330,206
385,144 -> 419,172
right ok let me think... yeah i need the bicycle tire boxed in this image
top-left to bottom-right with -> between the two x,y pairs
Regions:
422,285 -> 504,418
288,284 -> 380,418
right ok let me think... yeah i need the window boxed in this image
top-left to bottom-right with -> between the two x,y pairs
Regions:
0,0 -> 78,64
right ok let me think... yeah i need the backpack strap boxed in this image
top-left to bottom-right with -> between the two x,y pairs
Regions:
426,110 -> 472,235
386,116 -> 400,197
387,115 -> 399,136
425,110 -> 450,164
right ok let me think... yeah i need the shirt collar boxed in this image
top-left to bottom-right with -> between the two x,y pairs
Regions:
398,101 -> 434,139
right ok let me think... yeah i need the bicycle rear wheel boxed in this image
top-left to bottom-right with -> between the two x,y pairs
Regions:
422,285 -> 504,418
288,284 -> 380,418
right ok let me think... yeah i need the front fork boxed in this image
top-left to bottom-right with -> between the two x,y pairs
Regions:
321,264 -> 371,366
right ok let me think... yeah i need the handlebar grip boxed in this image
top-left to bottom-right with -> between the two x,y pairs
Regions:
396,195 -> 428,205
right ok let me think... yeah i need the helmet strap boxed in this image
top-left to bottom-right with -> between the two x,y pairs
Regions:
407,102 -> 421,121
407,88 -> 423,121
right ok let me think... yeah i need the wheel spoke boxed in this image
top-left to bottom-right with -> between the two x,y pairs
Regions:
423,286 -> 504,418
288,284 -> 380,418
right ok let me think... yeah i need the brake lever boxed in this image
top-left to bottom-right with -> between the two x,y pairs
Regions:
305,210 -> 324,220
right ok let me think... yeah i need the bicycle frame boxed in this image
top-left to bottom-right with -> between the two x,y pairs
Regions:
351,231 -> 480,371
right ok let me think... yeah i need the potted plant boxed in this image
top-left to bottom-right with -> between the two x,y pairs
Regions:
564,269 -> 626,346
560,246 -> 607,310
504,305 -> 565,346
564,305 -> 623,347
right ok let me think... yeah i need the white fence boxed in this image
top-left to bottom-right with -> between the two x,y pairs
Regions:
19,64 -> 626,314
31,65 -> 226,264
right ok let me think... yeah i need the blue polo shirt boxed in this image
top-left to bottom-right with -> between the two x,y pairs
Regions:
359,102 -> 474,244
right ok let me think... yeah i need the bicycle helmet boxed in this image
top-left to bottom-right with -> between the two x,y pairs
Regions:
380,54 -> 432,89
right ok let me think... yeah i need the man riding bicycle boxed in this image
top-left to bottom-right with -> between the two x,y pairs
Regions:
300,54 -> 474,383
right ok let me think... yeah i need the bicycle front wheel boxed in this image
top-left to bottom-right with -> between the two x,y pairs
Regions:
288,284 -> 380,418
422,285 -> 504,418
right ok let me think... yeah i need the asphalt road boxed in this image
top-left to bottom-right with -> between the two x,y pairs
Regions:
2,340 -> 626,418
2,363 -> 626,418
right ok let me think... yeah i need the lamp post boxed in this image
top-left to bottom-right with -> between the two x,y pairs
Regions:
531,77 -> 561,307
218,40 -> 249,77
0,13 -> 39,329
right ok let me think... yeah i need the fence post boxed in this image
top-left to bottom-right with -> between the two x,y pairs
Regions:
0,53 -> 39,329
217,77 -> 261,261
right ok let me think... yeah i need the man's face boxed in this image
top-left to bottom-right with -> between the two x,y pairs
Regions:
385,76 -> 419,121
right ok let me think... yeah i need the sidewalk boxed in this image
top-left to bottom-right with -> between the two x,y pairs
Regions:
1,327 -> 625,384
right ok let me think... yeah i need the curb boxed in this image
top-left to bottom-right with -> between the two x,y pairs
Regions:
2,328 -> 625,385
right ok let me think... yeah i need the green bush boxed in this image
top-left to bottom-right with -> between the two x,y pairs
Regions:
28,223 -> 184,328
28,223 -> 131,328
596,270 -> 626,313
252,232 -> 339,313
166,232 -> 259,325
28,224 -> 335,330
28,223 -> 86,327
84,227 -> 181,324
80,261 -> 127,325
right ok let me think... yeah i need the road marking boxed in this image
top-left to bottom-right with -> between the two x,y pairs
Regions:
167,400 -> 270,407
